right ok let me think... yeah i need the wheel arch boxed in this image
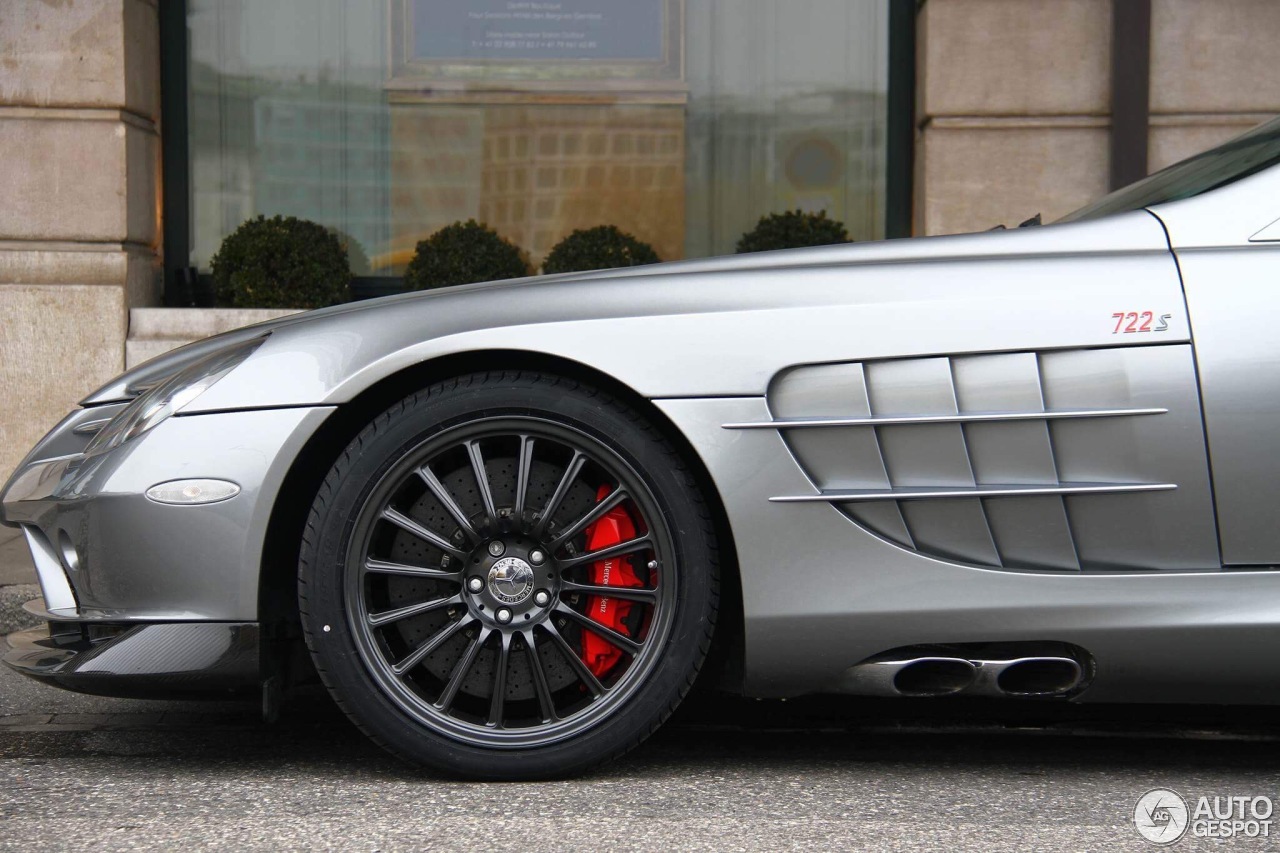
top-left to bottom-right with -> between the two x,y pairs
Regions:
258,348 -> 744,691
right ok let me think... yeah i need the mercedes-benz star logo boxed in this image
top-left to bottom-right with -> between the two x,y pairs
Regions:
488,556 -> 534,604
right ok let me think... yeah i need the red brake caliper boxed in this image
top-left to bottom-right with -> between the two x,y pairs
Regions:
578,485 -> 644,677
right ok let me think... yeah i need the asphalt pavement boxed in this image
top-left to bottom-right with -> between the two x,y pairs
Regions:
0,528 -> 40,636
3,641 -> 1280,851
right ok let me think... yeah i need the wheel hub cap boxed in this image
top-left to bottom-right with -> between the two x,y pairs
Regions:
488,555 -> 534,604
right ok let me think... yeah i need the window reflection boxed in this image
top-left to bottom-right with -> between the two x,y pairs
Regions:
188,0 -> 888,277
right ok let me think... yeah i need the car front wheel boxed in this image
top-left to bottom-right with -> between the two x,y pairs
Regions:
298,371 -> 719,779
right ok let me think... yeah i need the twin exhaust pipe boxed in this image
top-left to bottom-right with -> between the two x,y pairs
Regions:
840,654 -> 1085,699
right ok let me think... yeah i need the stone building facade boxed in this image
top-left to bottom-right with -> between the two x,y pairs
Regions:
2,0 -> 1280,484
916,0 -> 1280,234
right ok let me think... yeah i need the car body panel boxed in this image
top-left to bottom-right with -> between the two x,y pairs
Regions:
1147,167 -> 1280,566
4,407 -> 333,620
1175,245 -> 1280,565
659,395 -> 1280,702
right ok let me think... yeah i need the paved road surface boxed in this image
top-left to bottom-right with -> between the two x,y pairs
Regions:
2,643 -> 1280,851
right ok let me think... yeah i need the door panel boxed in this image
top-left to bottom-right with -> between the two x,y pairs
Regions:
1179,244 -> 1280,565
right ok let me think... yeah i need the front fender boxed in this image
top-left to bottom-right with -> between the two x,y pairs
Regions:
179,212 -> 1181,413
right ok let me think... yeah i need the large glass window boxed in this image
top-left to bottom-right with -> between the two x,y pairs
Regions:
185,0 -> 892,278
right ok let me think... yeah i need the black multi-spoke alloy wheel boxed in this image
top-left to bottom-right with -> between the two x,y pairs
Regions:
299,372 -> 719,779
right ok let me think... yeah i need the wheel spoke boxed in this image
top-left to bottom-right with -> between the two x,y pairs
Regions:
368,593 -> 462,628
534,450 -> 587,537
465,440 -> 499,530
416,465 -> 479,545
381,508 -> 467,561
513,435 -> 534,518
549,488 -> 630,551
354,420 -> 676,742
391,614 -> 473,676
555,603 -> 643,655
364,558 -> 461,582
544,622 -> 606,696
435,627 -> 491,712
557,534 -> 653,569
523,629 -> 559,723
561,580 -> 658,603
487,631 -> 511,728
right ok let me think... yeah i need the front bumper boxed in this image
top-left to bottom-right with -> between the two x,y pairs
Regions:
2,404 -> 334,622
4,620 -> 259,697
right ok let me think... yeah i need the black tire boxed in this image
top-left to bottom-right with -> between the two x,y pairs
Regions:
298,371 -> 719,779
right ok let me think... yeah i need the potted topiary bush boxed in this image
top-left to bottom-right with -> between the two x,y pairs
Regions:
541,225 -> 660,274
211,214 -> 352,309
735,210 -> 852,254
403,220 -> 530,290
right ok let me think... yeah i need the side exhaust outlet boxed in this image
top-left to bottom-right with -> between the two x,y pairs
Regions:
893,657 -> 978,697
837,648 -> 1089,699
991,657 -> 1083,697
838,656 -> 978,697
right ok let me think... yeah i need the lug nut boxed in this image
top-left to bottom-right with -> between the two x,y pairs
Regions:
488,540 -> 506,557
533,589 -> 550,607
496,608 -> 513,624
467,576 -> 484,593
529,549 -> 546,565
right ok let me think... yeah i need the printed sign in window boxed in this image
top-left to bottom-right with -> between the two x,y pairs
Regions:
414,0 -> 666,62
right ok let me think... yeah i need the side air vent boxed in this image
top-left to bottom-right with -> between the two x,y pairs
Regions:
742,346 -> 1219,572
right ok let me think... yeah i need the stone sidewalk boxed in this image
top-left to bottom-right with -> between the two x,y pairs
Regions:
0,525 -> 40,634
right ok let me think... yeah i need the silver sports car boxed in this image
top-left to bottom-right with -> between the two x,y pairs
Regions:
5,117 -> 1280,779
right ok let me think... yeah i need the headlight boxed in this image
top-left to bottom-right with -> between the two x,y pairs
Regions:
84,336 -> 267,457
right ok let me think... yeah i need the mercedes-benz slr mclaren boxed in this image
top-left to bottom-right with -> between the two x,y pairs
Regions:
6,117 -> 1280,779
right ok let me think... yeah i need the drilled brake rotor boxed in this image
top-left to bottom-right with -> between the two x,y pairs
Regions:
386,455 -> 598,699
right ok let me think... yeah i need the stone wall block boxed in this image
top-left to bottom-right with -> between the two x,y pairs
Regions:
0,282 -> 127,481
919,0 -> 1112,117
0,0 -> 159,121
1150,0 -> 1280,115
917,122 -> 1109,236
0,115 -> 157,246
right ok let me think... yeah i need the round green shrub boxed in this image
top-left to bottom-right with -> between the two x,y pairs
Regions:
541,225 -> 660,274
735,210 -> 852,254
211,215 -> 351,309
403,220 -> 530,290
